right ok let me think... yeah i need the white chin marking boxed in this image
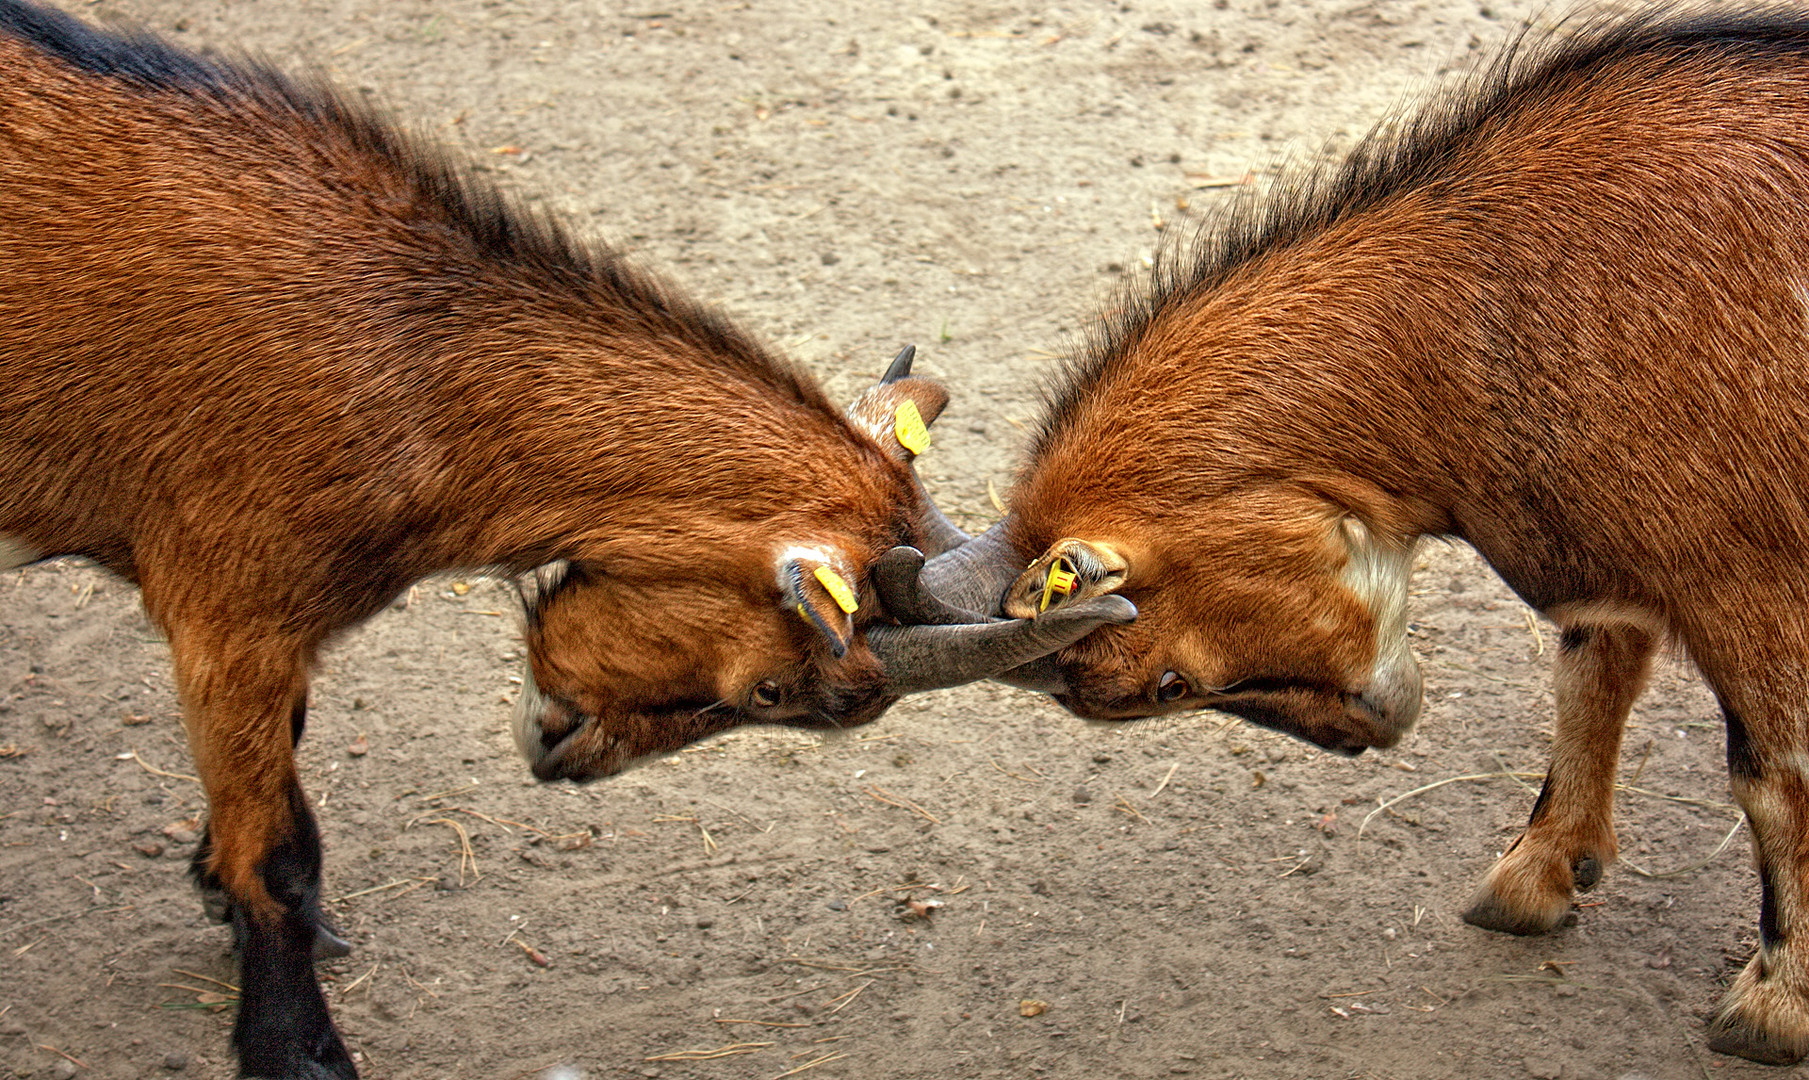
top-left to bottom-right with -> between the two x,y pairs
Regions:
1340,518 -> 1421,708
0,536 -> 42,571
1340,519 -> 1416,640
511,662 -> 549,765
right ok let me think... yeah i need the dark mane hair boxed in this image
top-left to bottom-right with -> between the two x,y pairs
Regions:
0,0 -> 816,403
1031,4 -> 1809,458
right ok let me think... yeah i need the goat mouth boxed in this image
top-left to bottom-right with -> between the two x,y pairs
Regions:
513,680 -> 608,782
530,725 -> 585,781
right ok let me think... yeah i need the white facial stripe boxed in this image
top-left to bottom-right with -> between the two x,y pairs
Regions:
0,536 -> 42,571
777,545 -> 837,568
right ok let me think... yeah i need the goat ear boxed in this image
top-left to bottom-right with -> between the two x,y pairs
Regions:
846,345 -> 951,463
778,549 -> 861,658
1002,538 -> 1130,620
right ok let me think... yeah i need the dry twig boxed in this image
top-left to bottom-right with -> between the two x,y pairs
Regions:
416,817 -> 479,884
771,1052 -> 848,1078
126,749 -> 199,784
864,785 -> 939,824
645,1041 -> 773,1062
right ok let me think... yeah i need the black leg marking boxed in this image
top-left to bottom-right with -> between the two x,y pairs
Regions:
1525,774 -> 1555,826
289,695 -> 308,748
232,784 -> 356,1079
1760,862 -> 1784,951
1725,705 -> 1763,783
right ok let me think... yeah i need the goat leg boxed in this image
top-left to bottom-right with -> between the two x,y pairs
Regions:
1705,667 -> 1809,1065
1462,622 -> 1653,935
172,631 -> 356,1079
192,693 -> 352,960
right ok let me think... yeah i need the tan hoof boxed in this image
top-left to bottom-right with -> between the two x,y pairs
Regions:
1708,957 -> 1809,1065
1461,841 -> 1608,936
1461,880 -> 1570,936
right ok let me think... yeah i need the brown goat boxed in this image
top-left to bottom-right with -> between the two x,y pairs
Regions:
918,8 -> 1809,1065
0,3 -> 1130,1076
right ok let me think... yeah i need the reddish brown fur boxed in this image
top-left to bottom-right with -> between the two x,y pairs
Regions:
1006,9 -> 1809,1064
0,6 -> 941,1076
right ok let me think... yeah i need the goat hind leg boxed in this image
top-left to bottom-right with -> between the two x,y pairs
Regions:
1463,623 -> 1654,935
1707,703 -> 1809,1064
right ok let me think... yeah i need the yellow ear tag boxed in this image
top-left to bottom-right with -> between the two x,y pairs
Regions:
894,400 -> 931,456
813,566 -> 860,614
1039,558 -> 1079,613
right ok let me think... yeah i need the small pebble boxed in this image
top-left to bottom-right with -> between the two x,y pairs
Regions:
162,1050 -> 190,1071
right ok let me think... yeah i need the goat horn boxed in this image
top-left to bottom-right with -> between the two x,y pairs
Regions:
913,518 -> 1027,615
986,654 -> 1068,695
869,545 -> 985,625
881,344 -> 916,384
869,594 -> 1136,696
896,517 -> 1094,694
913,490 -> 972,557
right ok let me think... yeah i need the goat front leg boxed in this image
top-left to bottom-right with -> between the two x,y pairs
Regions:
1463,622 -> 1655,935
192,694 -> 351,961
1706,697 -> 1809,1065
173,629 -> 356,1080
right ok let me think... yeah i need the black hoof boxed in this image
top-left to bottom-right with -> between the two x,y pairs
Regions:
218,901 -> 352,962
1571,855 -> 1602,891
201,886 -> 234,925
313,920 -> 352,960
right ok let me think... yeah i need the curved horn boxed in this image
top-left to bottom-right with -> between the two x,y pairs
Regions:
869,594 -> 1137,696
988,654 -> 1069,695
914,518 -> 1027,616
914,489 -> 973,557
869,545 -> 986,625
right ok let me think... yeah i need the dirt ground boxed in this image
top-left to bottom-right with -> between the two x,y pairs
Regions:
0,1 -> 1774,1078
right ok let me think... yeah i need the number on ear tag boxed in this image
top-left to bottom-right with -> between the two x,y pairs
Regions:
813,566 -> 860,614
1040,558 -> 1079,613
894,400 -> 931,456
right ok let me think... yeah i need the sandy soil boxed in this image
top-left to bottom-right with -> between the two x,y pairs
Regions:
0,1 -> 1770,1078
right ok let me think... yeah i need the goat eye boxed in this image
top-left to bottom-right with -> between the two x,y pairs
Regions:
750,681 -> 783,709
1157,671 -> 1189,703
